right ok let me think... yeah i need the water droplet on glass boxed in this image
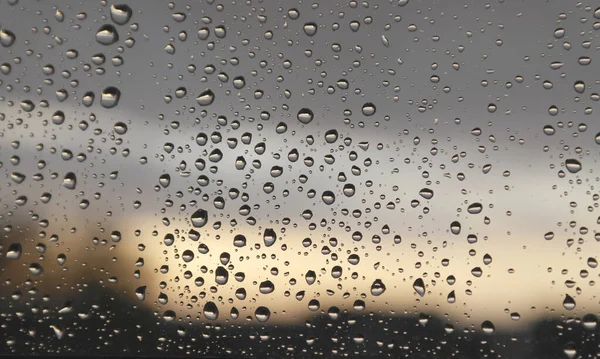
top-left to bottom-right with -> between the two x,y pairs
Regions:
303,22 -> 318,36
6,243 -> 22,259
321,190 -> 336,205
196,89 -> 215,106
96,25 -> 119,45
135,286 -> 146,301
255,306 -> 271,322
370,279 -> 386,296
263,228 -> 276,247
100,86 -> 121,108
203,302 -> 219,320
110,4 -> 132,25
297,108 -> 314,124
362,102 -> 376,116
413,278 -> 425,297
0,29 -> 16,47
63,172 -> 77,190
563,294 -> 576,310
565,159 -> 582,173
481,320 -> 495,334
574,81 -> 585,94
182,250 -> 194,263
20,100 -> 35,112
450,221 -> 461,235
191,209 -> 208,228
467,203 -> 483,214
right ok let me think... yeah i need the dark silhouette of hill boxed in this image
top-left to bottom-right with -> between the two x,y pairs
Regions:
5,282 -> 598,358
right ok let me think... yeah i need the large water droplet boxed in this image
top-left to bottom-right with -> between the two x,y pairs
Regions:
196,89 -> 215,106
297,108 -> 314,124
255,306 -> 271,322
370,279 -> 386,296
321,190 -> 336,205
362,102 -> 376,116
96,25 -> 119,45
413,278 -> 425,297
263,228 -> 276,247
63,172 -> 77,190
203,302 -> 219,320
450,221 -> 461,235
303,22 -> 318,36
7,243 -> 22,259
135,286 -> 146,301
565,159 -> 582,173
110,4 -> 133,25
563,294 -> 576,310
481,320 -> 495,334
0,29 -> 16,47
191,209 -> 208,228
100,86 -> 121,108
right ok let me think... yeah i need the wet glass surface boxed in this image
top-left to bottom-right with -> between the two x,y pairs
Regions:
1,1 -> 599,357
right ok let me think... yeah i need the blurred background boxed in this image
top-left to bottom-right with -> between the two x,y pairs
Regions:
0,0 -> 599,357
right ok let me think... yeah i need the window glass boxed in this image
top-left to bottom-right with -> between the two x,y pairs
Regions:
1,1 -> 599,357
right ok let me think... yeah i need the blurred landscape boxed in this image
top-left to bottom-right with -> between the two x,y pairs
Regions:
1,0 -> 600,357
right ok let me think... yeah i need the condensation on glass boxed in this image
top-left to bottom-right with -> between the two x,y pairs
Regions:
0,0 -> 599,358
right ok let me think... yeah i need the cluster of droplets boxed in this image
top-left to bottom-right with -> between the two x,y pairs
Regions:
2,1 -> 600,357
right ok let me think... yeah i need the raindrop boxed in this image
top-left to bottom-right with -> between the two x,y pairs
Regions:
110,4 -> 132,25
565,159 -> 582,173
321,191 -> 336,205
203,302 -> 219,320
574,81 -> 585,94
467,203 -> 483,214
96,25 -> 119,45
191,209 -> 208,228
20,100 -> 35,112
259,280 -> 275,294
362,102 -> 376,116
450,221 -> 461,235
63,172 -> 77,190
182,250 -> 194,263
324,129 -> 338,144
370,279 -> 386,296
263,228 -> 276,247
481,320 -> 495,334
135,286 -> 146,301
196,89 -> 215,106
413,278 -> 426,297
0,29 -> 16,47
100,86 -> 121,108
303,22 -> 318,36
543,125 -> 555,135
297,108 -> 314,124
6,243 -> 22,259
563,294 -> 576,310
255,306 -> 271,322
